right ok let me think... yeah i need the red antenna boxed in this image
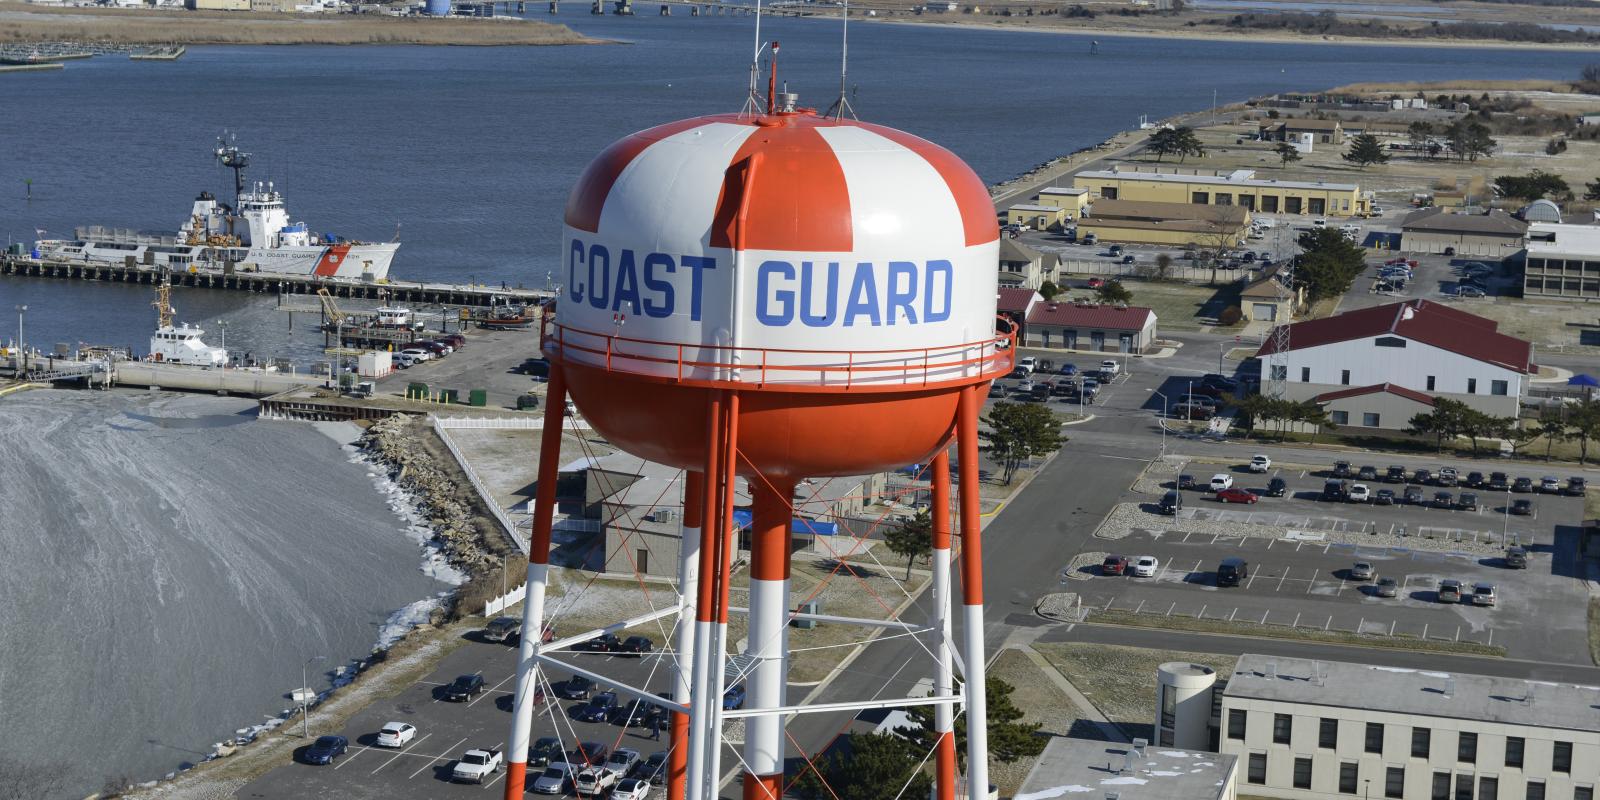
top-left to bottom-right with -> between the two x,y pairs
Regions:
766,41 -> 779,114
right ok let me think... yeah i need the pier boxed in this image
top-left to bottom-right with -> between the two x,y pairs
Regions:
0,254 -> 551,308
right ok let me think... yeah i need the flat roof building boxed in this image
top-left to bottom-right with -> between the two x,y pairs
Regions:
1075,166 -> 1369,218
1005,203 -> 1069,232
1523,222 -> 1600,301
1220,653 -> 1600,800
1016,737 -> 1238,800
1079,198 -> 1252,247
1400,208 -> 1528,258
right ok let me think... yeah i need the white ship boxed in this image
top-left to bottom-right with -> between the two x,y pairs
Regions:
34,138 -> 398,281
148,279 -> 227,367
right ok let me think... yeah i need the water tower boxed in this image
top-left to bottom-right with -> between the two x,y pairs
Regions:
503,79 -> 1010,800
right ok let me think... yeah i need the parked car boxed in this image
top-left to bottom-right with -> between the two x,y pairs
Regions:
603,748 -> 642,780
1403,486 -> 1425,505
529,736 -> 562,768
1132,556 -> 1160,578
482,616 -> 522,644
1266,477 -> 1288,497
617,635 -> 655,656
1411,469 -> 1432,485
1465,471 -> 1485,489
1086,277 -> 1105,289
1512,477 -> 1534,494
1457,492 -> 1479,511
531,765 -> 575,796
375,722 -> 417,748
1174,404 -> 1214,421
1322,479 -> 1350,501
1348,484 -> 1372,503
451,748 -> 504,784
1568,476 -> 1589,496
1375,577 -> 1400,598
1438,579 -> 1464,603
1100,359 -> 1121,376
1209,474 -> 1234,492
1216,488 -> 1259,504
1505,546 -> 1529,569
399,347 -> 431,363
613,778 -> 654,800
1432,491 -> 1454,509
1158,491 -> 1182,515
444,674 -> 486,702
631,751 -> 669,781
567,742 -> 610,769
303,735 -> 349,765
1249,454 -> 1272,473
1540,476 -> 1562,494
1102,555 -> 1131,575
723,684 -> 748,710
558,675 -> 595,700
1059,363 -> 1079,376
1454,286 -> 1486,298
1350,562 -> 1376,581
1014,380 -> 1037,395
988,383 -> 1006,398
1438,467 -> 1459,486
1356,465 -> 1378,481
1471,582 -> 1498,607
582,633 -> 622,652
1016,356 -> 1037,373
571,691 -> 620,723
1178,474 -> 1198,490
574,767 -> 617,796
1511,499 -> 1534,516
1489,472 -> 1509,491
1216,557 -> 1249,587
1108,244 -> 1124,256
1331,461 -> 1353,479
1384,466 -> 1407,484
1374,489 -> 1396,506
1121,254 -> 1136,264
616,700 -> 665,729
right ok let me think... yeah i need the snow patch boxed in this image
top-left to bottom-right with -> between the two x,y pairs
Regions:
1015,786 -> 1094,799
1101,776 -> 1148,786
1370,666 -> 1416,673
1159,750 -> 1195,757
1150,770 -> 1183,777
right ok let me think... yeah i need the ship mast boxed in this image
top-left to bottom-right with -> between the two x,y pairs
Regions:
153,274 -> 174,330
214,135 -> 252,210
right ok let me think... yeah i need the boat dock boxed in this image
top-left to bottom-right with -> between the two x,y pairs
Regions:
0,254 -> 550,308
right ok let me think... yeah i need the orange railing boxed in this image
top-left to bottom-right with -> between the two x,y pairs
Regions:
541,316 -> 1015,393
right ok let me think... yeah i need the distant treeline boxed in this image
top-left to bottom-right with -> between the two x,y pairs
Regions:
1431,0 -> 1592,8
1220,12 -> 1600,44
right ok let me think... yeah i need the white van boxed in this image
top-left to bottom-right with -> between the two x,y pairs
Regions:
400,347 -> 431,363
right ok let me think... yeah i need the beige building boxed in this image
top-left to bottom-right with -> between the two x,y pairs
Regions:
1259,118 -> 1346,145
1004,203 -> 1068,232
1079,198 -> 1251,247
1076,167 -> 1370,217
1219,654 -> 1600,800
1400,208 -> 1528,257
1523,222 -> 1600,301
189,0 -> 251,9
997,238 -> 1058,290
1240,264 -> 1302,322
1036,186 -> 1090,217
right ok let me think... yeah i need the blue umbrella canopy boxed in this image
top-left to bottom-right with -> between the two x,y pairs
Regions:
1568,374 -> 1600,387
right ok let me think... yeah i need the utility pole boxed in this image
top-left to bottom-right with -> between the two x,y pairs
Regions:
14,305 -> 26,376
301,655 -> 326,739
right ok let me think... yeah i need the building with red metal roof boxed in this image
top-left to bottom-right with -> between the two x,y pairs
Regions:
1023,300 -> 1158,353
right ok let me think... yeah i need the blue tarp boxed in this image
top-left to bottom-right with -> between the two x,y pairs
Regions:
731,509 -> 838,535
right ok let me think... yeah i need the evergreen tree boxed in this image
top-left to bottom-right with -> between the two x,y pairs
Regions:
1583,178 -> 1600,203
884,509 -> 933,580
1342,133 -> 1390,168
792,732 -> 933,800
1096,279 -> 1133,304
1275,142 -> 1302,167
900,677 -> 1046,772
980,402 -> 1066,484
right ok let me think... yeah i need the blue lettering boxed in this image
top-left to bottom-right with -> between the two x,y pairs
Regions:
681,256 -> 716,322
843,263 -> 882,327
642,253 -> 675,319
568,240 -> 585,304
756,261 -> 795,326
586,244 -> 610,310
613,249 -> 641,313
924,259 -> 952,323
798,261 -> 839,328
886,261 -> 919,326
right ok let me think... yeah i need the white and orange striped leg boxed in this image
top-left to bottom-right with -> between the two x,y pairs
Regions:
742,475 -> 794,800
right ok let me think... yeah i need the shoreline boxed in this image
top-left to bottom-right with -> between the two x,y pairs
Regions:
864,15 -> 1600,52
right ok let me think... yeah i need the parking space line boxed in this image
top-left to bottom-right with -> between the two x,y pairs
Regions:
1305,569 -> 1318,594
1337,578 -> 1347,596
1245,570 -> 1259,589
334,746 -> 370,771
1182,532 -> 1192,543
371,733 -> 433,774
410,736 -> 469,779
1278,567 -> 1291,592
469,673 -> 516,708
1267,538 -> 1276,549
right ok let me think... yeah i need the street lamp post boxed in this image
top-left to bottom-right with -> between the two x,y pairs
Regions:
14,304 -> 25,376
219,320 -> 227,366
1151,389 -> 1169,453
1218,341 -> 1227,375
301,655 -> 326,739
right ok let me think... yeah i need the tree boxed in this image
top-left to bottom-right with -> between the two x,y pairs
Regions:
1170,126 -> 1206,162
1579,63 -> 1600,93
900,677 -> 1045,772
1038,280 -> 1061,301
1584,177 -> 1600,203
1342,133 -> 1390,168
792,732 -> 932,800
1296,400 -> 1338,445
1407,121 -> 1435,157
1495,417 -> 1540,459
1096,279 -> 1133,304
1458,407 -> 1498,456
1493,170 -> 1570,202
1154,253 -> 1173,281
1406,398 -> 1473,452
980,401 -> 1066,484
1275,142 -> 1301,167
1531,415 -> 1569,461
1446,120 -> 1497,162
1570,399 -> 1600,465
884,509 -> 933,580
1146,127 -> 1180,162
1292,227 -> 1367,302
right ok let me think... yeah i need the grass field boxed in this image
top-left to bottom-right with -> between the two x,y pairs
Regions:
1089,609 -> 1507,657
1033,642 -> 1237,742
1123,279 -> 1246,332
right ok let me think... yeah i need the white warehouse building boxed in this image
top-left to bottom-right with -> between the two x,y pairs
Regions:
1255,299 -> 1535,428
1210,654 -> 1600,800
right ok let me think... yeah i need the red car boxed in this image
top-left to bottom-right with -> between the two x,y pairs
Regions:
1101,555 -> 1131,576
1087,277 -> 1105,289
1215,488 -> 1259,504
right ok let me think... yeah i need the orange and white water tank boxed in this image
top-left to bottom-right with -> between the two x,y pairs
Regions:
549,103 -> 1009,479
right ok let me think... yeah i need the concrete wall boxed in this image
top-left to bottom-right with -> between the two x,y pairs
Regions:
1400,230 -> 1524,257
1076,222 -> 1250,247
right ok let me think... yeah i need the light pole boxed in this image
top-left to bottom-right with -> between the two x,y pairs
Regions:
1218,341 -> 1227,375
301,655 -> 326,739
14,304 -> 25,375
219,320 -> 227,366
1186,379 -> 1194,423
1151,389 -> 1169,453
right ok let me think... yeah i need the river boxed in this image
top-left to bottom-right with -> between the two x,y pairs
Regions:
0,12 -> 1596,797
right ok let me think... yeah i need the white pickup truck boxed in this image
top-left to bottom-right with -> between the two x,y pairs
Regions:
452,748 -> 504,784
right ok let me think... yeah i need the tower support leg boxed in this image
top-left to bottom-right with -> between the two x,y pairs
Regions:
741,474 -> 793,800
667,471 -> 705,800
932,448 -> 957,800
957,385 -> 989,800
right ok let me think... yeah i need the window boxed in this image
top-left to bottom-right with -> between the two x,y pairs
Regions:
1160,686 -> 1176,729
1363,413 -> 1381,427
1270,365 -> 1287,381
1553,741 -> 1572,773
1478,775 -> 1497,800
1101,187 -> 1118,200
1228,709 -> 1247,741
1341,369 -> 1351,385
1301,367 -> 1311,383
1576,786 -> 1593,800
1193,191 -> 1210,204
1467,378 -> 1478,394
1340,763 -> 1360,794
1274,713 -> 1293,745
1366,723 -> 1385,754
1458,732 -> 1477,764
1525,780 -> 1544,800
1431,772 -> 1451,800
1320,718 -> 1339,749
1387,766 -> 1406,799
1491,380 -> 1508,396
1455,772 -> 1473,800
1331,410 -> 1349,425
1427,375 -> 1437,391
1248,753 -> 1267,784
1413,728 -> 1431,759
1294,757 -> 1313,789
1216,193 -> 1234,206
1503,737 -> 1522,768
1375,336 -> 1408,348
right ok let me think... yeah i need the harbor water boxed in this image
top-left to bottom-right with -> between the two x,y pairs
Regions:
1,11 -> 1598,797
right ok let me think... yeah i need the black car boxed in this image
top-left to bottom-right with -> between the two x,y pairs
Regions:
567,742 -> 610,769
632,751 -> 669,781
1432,491 -> 1454,509
617,635 -> 655,656
1570,476 -> 1589,496
1331,461 -> 1353,479
1322,479 -> 1349,501
1178,474 -> 1198,491
1357,465 -> 1378,481
1412,469 -> 1432,485
529,736 -> 562,768
1488,472 -> 1509,491
571,691 -> 619,723
1374,489 -> 1396,506
304,735 -> 348,765
1512,477 -> 1534,494
1403,486 -> 1425,505
443,674 -> 486,702
1511,499 -> 1534,516
557,674 -> 595,700
1465,471 -> 1485,489
1456,492 -> 1478,511
1384,466 -> 1406,484
1266,477 -> 1288,497
616,700 -> 666,729
582,633 -> 622,652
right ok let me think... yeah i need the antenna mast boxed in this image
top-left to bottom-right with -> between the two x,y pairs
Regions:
826,0 -> 855,119
153,273 -> 174,329
214,135 -> 251,210
742,0 -> 766,115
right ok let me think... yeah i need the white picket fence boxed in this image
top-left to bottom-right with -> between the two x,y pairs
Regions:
436,416 -> 544,430
484,582 -> 528,617
429,414 -> 528,553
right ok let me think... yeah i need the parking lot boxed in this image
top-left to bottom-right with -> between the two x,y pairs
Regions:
239,630 -> 754,800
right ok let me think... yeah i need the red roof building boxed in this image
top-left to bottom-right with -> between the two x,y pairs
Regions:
1022,301 -> 1159,353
